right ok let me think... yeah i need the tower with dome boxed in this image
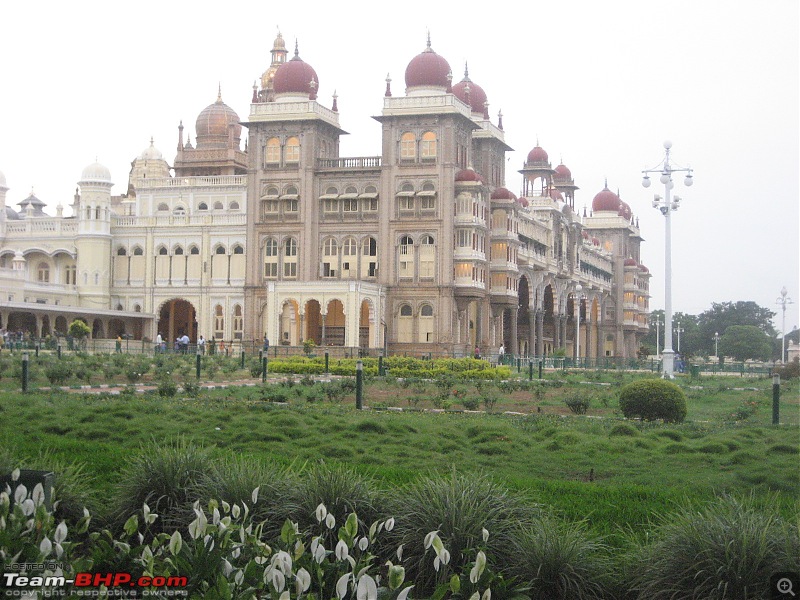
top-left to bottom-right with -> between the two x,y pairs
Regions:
0,31 -> 649,359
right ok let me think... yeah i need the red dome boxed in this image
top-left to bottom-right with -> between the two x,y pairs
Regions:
639,264 -> 650,273
550,188 -> 564,201
518,197 -> 529,207
554,163 -> 572,181
592,237 -> 600,246
273,52 -> 319,97
452,69 -> 488,115
195,94 -> 242,149
591,187 -> 622,213
527,145 -> 549,164
618,201 -> 632,220
455,168 -> 481,182
624,258 -> 638,267
491,187 -> 516,201
405,42 -> 452,90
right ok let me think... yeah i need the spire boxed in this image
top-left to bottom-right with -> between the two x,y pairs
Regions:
446,70 -> 453,93
309,76 -> 317,100
464,61 -> 470,80
385,73 -> 392,97
177,120 -> 184,151
498,109 -> 503,130
483,101 -> 490,121
604,177 -> 608,189
426,30 -> 431,50
332,90 -> 338,112
294,39 -> 299,58
252,80 -> 258,103
217,83 -> 222,102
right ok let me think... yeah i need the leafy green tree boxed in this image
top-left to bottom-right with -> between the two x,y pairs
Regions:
697,301 -> 776,356
68,319 -> 90,340
719,325 -> 772,361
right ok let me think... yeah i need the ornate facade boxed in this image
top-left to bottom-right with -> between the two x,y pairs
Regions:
0,33 -> 650,358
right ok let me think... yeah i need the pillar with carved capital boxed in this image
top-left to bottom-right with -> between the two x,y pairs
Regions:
529,309 -> 536,358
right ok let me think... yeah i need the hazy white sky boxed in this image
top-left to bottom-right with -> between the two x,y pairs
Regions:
1,0 -> 797,333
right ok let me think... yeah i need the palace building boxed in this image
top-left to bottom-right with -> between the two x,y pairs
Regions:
0,32 -> 650,358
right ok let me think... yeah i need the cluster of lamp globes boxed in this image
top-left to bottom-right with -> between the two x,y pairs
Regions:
641,140 -> 694,215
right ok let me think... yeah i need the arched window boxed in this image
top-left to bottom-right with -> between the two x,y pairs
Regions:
283,238 -> 298,278
399,235 -> 414,279
264,237 -> 278,278
189,246 -> 200,255
173,205 -> 185,216
116,247 -> 127,256
285,137 -> 300,163
214,305 -> 225,339
213,201 -> 224,210
420,234 -> 435,279
229,201 -> 240,210
362,236 -> 378,278
215,246 -> 227,255
133,246 -> 144,256
363,185 -> 378,212
400,132 -> 416,160
322,238 -> 338,278
232,245 -> 244,255
133,304 -> 141,313
265,137 -> 281,164
341,237 -> 357,278
174,245 -> 184,255
158,246 -> 168,256
421,131 -> 437,159
398,304 -> 413,343
419,304 -> 435,343
157,203 -> 169,212
419,182 -> 436,210
232,305 -> 243,340
37,262 -> 50,283
198,202 -> 208,211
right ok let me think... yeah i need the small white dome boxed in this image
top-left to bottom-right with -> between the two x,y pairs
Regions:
80,161 -> 112,183
139,137 -> 163,160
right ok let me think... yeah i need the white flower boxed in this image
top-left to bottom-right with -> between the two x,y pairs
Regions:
39,536 -> 53,557
234,570 -> 244,586
21,499 -> 35,516
222,559 -> 233,577
326,512 -> 336,529
397,586 -> 414,600
433,556 -> 441,572
423,530 -> 439,550
232,504 -> 241,519
14,483 -> 27,506
468,593 -> 480,600
295,568 -> 311,594
336,573 -> 350,599
252,486 -> 260,504
169,530 -> 183,556
335,540 -> 349,561
481,588 -> 491,600
212,507 -> 221,525
32,483 -> 45,507
396,544 -> 404,561
11,468 -> 20,482
440,549 -> 451,565
54,521 -> 68,544
279,592 -> 291,600
271,569 -> 286,592
482,528 -> 489,542
357,574 -> 378,600
470,551 -> 486,584
384,517 -> 395,532
358,537 -> 369,551
315,503 -> 328,523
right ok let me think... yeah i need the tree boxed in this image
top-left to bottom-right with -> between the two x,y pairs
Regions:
697,301 -> 776,356
719,325 -> 772,361
68,319 -> 90,340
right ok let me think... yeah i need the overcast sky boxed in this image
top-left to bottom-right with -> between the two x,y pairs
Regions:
1,0 -> 797,334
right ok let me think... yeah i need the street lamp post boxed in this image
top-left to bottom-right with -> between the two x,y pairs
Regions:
675,324 -> 684,354
642,140 -> 694,378
655,317 -> 662,358
776,287 -> 794,363
714,331 -> 720,358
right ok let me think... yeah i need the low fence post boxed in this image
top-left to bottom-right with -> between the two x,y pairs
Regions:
21,352 -> 29,393
356,360 -> 364,410
772,373 -> 780,425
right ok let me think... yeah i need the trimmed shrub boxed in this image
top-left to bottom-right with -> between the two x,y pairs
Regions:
565,393 -> 591,415
618,379 -> 687,422
629,494 -> 800,599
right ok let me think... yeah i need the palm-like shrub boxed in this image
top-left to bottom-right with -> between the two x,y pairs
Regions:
111,438 -> 211,534
629,494 -> 800,599
509,515 -> 609,600
387,472 -> 540,596
618,379 -> 687,422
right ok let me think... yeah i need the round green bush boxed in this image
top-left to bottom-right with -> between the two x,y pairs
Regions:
618,379 -> 687,423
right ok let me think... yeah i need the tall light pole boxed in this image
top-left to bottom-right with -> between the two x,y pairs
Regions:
675,324 -> 684,354
776,286 -> 794,363
642,140 -> 694,378
714,331 -> 720,358
655,316 -> 662,358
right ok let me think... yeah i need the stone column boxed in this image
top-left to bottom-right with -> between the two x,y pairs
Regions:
536,310 -> 544,356
559,315 -> 567,351
321,313 -> 327,346
529,309 -> 536,358
474,301 -> 483,348
510,307 -> 518,356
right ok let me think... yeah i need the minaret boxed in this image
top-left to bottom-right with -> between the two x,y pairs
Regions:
75,161 -> 113,309
0,169 -> 8,238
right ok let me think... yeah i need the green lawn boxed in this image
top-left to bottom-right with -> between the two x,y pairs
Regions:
1,372 -> 797,544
